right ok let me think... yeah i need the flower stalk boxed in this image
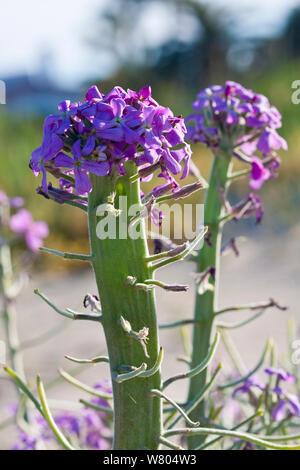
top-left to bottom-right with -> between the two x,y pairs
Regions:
88,167 -> 162,450
187,149 -> 231,447
0,241 -> 26,389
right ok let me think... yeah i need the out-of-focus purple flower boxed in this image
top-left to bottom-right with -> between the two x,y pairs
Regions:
12,433 -> 37,450
85,430 -> 109,450
232,377 -> 265,398
12,382 -> 112,450
90,381 -> 113,412
5,402 -> 18,416
0,190 -> 24,208
9,197 -> 24,208
55,412 -> 80,436
271,387 -> 300,421
30,85 -> 191,196
10,209 -> 49,252
265,367 -> 295,384
257,129 -> 288,155
221,399 -> 243,424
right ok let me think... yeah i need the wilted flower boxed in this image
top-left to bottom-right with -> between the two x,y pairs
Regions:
231,193 -> 264,224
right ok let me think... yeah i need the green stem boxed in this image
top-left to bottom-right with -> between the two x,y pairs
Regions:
163,332 -> 220,390
36,376 -> 75,450
187,150 -> 231,448
79,399 -> 113,415
0,243 -> 26,389
163,427 -> 300,450
88,165 -> 162,450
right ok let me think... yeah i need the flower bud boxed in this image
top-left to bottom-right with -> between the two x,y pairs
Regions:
169,180 -> 204,200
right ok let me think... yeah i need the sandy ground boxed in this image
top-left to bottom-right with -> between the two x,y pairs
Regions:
0,225 -> 299,449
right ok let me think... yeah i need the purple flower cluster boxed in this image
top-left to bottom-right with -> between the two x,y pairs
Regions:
232,367 -> 300,422
12,382 -> 112,450
30,85 -> 191,196
10,209 -> 49,252
186,81 -> 287,191
0,190 -> 49,252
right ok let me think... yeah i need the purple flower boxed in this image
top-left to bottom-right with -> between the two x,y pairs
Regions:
12,432 -> 37,450
86,85 -> 103,102
232,377 -> 265,398
249,157 -> 271,190
55,412 -> 80,436
0,190 -> 24,208
31,85 -> 191,196
10,209 -> 49,252
30,117 -> 64,191
265,367 -> 295,384
186,81 -> 287,191
85,430 -> 109,450
12,382 -> 112,450
257,129 -> 288,155
55,139 -> 110,195
271,389 -> 300,421
9,197 -> 24,208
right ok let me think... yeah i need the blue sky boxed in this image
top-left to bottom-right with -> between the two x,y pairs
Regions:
1,0 -> 299,88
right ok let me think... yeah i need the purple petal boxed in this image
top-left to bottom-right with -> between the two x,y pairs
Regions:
83,161 -> 110,176
74,168 -> 92,195
10,209 -> 32,233
82,135 -> 95,156
72,140 -> 82,161
32,221 -> 49,239
163,149 -> 182,175
271,400 -> 287,421
86,85 -> 102,101
25,233 -> 43,252
96,127 -> 124,142
139,86 -> 151,100
55,152 -> 74,169
58,100 -> 70,113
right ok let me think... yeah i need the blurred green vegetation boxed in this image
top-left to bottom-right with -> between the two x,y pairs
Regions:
0,59 -> 299,271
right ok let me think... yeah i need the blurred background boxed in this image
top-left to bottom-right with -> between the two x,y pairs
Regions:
0,0 -> 299,449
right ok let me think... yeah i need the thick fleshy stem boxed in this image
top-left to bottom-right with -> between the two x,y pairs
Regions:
88,165 -> 162,450
187,148 -> 231,448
